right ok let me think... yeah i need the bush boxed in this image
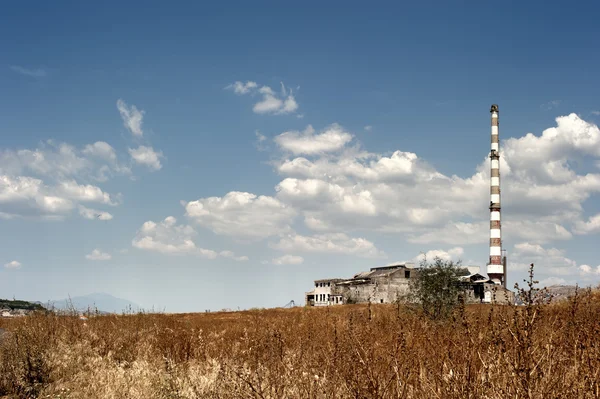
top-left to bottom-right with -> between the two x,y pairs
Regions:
407,256 -> 466,320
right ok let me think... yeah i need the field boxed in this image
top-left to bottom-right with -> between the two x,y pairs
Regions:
1,289 -> 599,399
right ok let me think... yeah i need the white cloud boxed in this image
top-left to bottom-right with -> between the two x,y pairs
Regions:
579,264 -> 600,275
512,242 -> 577,276
58,180 -> 117,205
274,124 -> 353,155
85,249 -> 112,261
253,84 -> 299,115
271,232 -> 385,259
9,65 -> 47,78
82,141 -> 117,162
117,99 -> 145,137
573,213 -> 600,235
272,255 -> 304,265
226,81 -> 258,95
133,217 -> 205,255
78,205 -> 113,221
128,146 -> 163,171
4,260 -> 22,269
219,251 -> 249,262
537,276 -> 568,287
364,126 -> 373,132
266,115 -> 600,247
0,140 -> 129,182
0,175 -> 74,217
132,216 -> 245,260
227,81 -> 299,115
0,137 -> 130,220
184,191 -> 296,240
413,247 -> 464,263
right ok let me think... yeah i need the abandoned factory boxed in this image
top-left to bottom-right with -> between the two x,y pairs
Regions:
305,263 -> 514,306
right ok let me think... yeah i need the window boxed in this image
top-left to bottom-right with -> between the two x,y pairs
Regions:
328,282 -> 330,287
380,299 -> 384,304
405,270 -> 410,279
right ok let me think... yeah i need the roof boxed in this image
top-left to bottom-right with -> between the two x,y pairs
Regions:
314,278 -> 343,283
352,264 -> 411,279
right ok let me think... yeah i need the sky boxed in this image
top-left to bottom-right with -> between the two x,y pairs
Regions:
2,1 -> 600,312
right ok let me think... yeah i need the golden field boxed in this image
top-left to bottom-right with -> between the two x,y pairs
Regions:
0,290 -> 599,399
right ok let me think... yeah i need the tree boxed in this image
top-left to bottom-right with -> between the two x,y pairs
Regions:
408,256 -> 467,320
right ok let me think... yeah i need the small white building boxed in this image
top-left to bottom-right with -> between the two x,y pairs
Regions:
305,279 -> 343,306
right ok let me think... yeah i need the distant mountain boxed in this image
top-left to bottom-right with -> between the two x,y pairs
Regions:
47,293 -> 141,314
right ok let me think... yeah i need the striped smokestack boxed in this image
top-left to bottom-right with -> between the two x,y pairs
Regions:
487,104 -> 503,285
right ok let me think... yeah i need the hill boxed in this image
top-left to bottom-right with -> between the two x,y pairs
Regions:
0,298 -> 45,311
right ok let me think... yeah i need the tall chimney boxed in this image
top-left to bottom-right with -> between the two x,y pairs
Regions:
487,104 -> 503,285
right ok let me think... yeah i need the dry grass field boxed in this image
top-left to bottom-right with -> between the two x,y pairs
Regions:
1,287 -> 599,399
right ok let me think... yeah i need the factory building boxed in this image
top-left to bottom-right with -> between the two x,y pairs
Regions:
305,263 -> 417,306
305,264 -> 513,307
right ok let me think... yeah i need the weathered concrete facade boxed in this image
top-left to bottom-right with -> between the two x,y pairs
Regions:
459,273 -> 514,304
305,263 -> 417,306
306,265 -> 515,306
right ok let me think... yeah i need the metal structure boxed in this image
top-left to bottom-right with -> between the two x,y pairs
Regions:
486,105 -> 505,286
282,300 -> 296,308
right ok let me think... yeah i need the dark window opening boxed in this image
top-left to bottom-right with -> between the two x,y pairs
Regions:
380,299 -> 384,303
405,270 -> 410,279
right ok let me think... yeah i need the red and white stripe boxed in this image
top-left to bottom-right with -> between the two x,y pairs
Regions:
487,105 -> 503,285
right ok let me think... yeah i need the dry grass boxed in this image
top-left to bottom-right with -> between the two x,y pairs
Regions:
1,288 -> 599,398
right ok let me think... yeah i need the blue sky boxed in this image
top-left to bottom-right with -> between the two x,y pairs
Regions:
2,1 -> 600,312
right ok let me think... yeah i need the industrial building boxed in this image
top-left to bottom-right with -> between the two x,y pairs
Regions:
305,264 -> 513,306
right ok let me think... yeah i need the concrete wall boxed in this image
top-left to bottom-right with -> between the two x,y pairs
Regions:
331,269 -> 415,304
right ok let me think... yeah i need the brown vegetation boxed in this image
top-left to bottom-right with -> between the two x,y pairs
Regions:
1,285 -> 599,398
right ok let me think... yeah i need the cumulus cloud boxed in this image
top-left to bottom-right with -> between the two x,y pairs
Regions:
58,180 -> 117,205
184,191 -> 296,240
274,124 -> 353,155
132,216 -> 246,260
511,242 -> 577,276
78,205 -> 113,221
573,213 -> 600,235
0,175 -> 73,217
4,260 -> 21,269
85,249 -> 111,261
414,247 -> 464,263
0,138 -> 128,220
117,99 -> 145,137
271,232 -> 385,259
128,146 -> 163,171
227,81 -> 299,115
272,255 -> 304,265
267,115 -> 600,248
0,141 -> 117,180
579,264 -> 600,275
